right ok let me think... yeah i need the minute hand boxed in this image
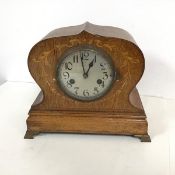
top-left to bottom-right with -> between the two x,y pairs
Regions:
81,55 -> 86,74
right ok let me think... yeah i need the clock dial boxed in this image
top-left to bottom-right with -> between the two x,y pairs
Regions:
57,46 -> 115,101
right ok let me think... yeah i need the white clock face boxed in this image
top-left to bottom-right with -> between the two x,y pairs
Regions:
57,46 -> 115,101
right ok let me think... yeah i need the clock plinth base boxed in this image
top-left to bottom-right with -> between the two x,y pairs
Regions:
24,111 -> 150,142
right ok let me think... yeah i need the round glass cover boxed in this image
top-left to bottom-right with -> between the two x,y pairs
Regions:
57,46 -> 115,101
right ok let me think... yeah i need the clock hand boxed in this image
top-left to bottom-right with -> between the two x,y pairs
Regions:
84,58 -> 95,78
81,54 -> 86,78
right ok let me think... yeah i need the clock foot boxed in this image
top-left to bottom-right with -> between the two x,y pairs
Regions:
24,130 -> 39,139
134,134 -> 151,142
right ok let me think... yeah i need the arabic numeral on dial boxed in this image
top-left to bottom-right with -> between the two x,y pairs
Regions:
74,87 -> 79,95
62,72 -> 69,79
100,63 -> 106,71
73,55 -> 78,63
93,87 -> 99,95
94,55 -> 96,63
81,51 -> 89,60
83,90 -> 89,96
84,51 -> 89,58
102,72 -> 108,80
65,62 -> 72,70
66,80 -> 72,88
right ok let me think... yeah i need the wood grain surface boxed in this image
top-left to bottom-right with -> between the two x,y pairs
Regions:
25,22 -> 150,142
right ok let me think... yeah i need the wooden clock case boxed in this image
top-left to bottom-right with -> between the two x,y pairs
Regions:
24,22 -> 151,142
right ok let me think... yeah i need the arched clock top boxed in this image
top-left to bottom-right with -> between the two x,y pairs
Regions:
43,22 -> 137,44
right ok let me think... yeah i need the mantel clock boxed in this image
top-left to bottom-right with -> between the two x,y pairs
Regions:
24,22 -> 151,142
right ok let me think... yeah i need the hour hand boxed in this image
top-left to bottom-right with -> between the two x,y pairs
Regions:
84,59 -> 94,78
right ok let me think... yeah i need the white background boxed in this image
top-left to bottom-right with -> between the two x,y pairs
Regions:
0,0 -> 175,98
0,82 -> 175,175
0,1 -> 175,175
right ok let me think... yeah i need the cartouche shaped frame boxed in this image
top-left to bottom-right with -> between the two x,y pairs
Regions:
28,22 -> 145,115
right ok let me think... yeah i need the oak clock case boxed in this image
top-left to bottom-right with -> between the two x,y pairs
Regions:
25,22 -> 151,142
